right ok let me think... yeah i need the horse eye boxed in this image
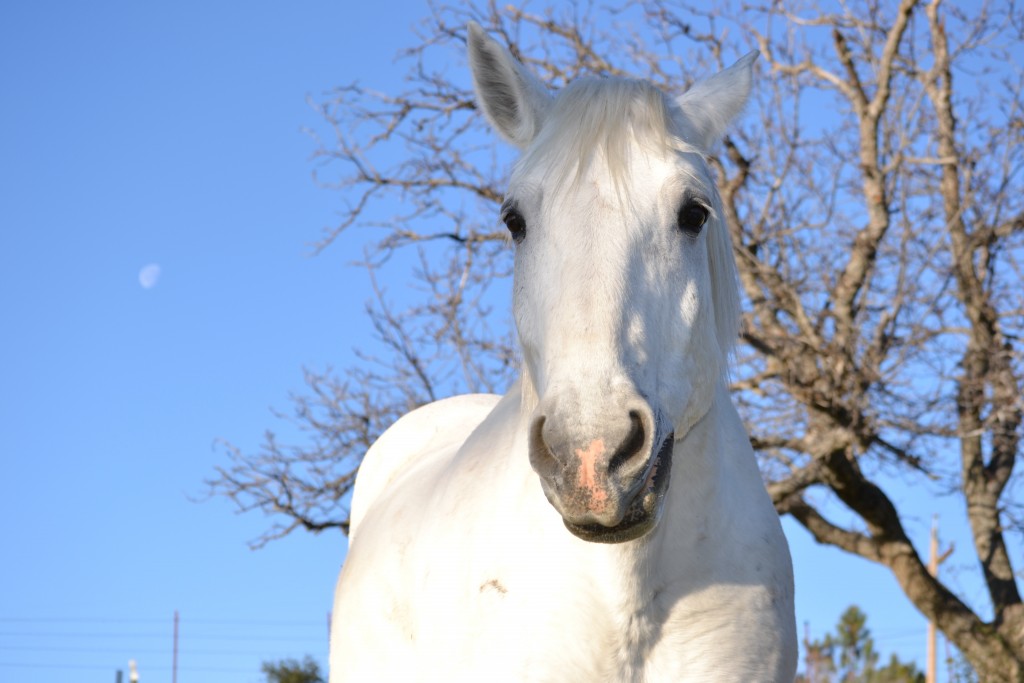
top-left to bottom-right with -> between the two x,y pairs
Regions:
502,206 -> 526,242
677,201 -> 709,236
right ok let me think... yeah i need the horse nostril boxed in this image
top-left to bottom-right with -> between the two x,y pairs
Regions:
528,415 -> 559,479
607,410 -> 647,476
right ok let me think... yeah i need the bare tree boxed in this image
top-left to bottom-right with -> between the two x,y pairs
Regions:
206,1 -> 1024,678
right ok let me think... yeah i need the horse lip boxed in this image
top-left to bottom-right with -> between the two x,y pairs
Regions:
563,432 -> 675,544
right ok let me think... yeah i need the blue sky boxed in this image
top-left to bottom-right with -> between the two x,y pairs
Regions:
0,2 -> 976,681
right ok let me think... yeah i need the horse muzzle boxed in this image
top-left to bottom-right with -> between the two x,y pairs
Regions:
528,397 -> 674,543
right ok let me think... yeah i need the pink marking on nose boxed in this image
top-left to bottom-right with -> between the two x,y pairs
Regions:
575,438 -> 608,507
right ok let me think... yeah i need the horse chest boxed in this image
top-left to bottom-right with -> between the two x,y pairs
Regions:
400,564 -> 780,681
348,491 -> 649,676
411,566 -> 659,680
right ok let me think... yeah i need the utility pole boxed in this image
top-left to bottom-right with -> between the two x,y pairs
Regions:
803,621 -> 810,682
927,516 -> 954,683
803,621 -> 822,683
172,610 -> 179,683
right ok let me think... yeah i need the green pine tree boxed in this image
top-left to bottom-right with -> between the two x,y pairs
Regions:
261,656 -> 324,683
796,606 -> 925,683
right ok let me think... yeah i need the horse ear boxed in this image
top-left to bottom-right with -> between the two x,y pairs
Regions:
467,22 -> 551,148
676,51 -> 759,150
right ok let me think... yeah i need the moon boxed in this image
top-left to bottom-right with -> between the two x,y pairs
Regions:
139,263 -> 161,289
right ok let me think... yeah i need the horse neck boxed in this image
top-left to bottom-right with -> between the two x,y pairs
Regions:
653,384 -> 774,579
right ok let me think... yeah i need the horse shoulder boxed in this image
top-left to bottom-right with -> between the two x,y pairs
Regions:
348,393 -> 502,539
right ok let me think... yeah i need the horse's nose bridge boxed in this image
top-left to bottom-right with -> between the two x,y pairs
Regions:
536,215 -> 632,347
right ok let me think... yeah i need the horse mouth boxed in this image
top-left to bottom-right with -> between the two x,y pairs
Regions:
563,432 -> 674,544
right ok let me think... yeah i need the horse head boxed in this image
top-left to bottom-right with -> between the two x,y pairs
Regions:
468,23 -> 756,543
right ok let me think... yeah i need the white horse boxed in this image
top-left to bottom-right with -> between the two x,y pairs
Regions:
330,23 -> 796,682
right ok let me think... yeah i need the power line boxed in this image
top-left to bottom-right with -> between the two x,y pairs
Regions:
0,661 -> 257,673
0,618 -> 170,624
0,662 -> 127,671
0,632 -> 324,642
0,618 -> 321,626
0,645 -> 305,656
0,611 -> 330,678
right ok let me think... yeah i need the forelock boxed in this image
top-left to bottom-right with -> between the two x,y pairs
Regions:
513,77 -> 700,195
